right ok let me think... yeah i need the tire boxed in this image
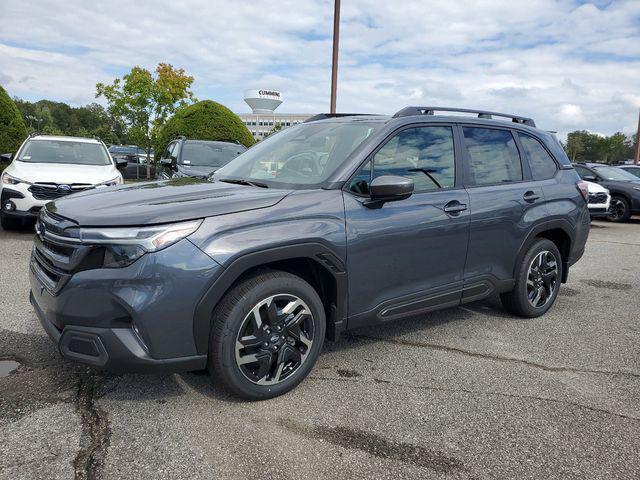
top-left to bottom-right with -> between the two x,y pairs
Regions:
208,270 -> 326,400
501,239 -> 562,318
0,214 -> 23,231
607,195 -> 631,223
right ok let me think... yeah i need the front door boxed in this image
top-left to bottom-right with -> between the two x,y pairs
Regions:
344,125 -> 470,327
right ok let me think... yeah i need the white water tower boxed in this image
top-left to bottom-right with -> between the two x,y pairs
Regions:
243,89 -> 283,114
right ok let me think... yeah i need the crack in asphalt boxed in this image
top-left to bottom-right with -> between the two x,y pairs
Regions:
72,368 -> 111,480
309,375 -> 640,422
346,333 -> 640,379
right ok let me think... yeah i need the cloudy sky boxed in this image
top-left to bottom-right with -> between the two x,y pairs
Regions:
1,0 -> 639,139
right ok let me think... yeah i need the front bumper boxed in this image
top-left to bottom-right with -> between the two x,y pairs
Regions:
30,238 -> 220,373
1,185 -> 47,217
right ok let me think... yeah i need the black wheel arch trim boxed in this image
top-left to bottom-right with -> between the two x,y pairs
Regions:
513,219 -> 575,283
193,242 -> 347,355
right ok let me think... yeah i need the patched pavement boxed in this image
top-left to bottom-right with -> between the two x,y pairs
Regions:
1,219 -> 639,479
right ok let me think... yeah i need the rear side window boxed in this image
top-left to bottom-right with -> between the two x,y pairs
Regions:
518,133 -> 557,180
462,127 -> 522,185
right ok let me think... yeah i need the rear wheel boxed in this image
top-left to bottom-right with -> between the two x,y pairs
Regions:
208,270 -> 325,400
608,195 -> 631,222
501,239 -> 562,318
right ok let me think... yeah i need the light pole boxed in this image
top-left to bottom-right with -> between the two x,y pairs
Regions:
635,110 -> 640,165
329,0 -> 340,114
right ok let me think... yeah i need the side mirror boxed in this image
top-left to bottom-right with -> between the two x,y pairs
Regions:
365,175 -> 414,208
583,175 -> 597,182
115,158 -> 128,169
1,153 -> 13,162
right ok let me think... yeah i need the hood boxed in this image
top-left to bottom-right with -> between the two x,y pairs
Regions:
46,177 -> 291,226
176,164 -> 219,178
7,160 -> 119,185
585,181 -> 607,193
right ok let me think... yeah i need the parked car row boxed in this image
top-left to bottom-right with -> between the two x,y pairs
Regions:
573,162 -> 640,222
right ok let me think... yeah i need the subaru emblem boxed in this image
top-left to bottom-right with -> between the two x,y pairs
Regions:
57,184 -> 72,193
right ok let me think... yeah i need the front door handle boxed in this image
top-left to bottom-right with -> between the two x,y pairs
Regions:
523,191 -> 540,203
443,200 -> 467,215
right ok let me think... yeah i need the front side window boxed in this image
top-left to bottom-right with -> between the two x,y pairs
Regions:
518,133 -> 557,180
18,140 -> 112,166
180,143 -> 245,167
216,121 -> 381,187
347,126 -> 456,195
573,165 -> 594,180
462,127 -> 522,185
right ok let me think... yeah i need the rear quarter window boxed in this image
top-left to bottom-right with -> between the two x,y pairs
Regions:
517,132 -> 558,180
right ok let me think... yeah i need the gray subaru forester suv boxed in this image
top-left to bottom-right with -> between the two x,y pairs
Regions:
30,107 -> 590,399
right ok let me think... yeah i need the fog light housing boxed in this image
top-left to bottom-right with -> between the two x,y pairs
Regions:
3,200 -> 16,211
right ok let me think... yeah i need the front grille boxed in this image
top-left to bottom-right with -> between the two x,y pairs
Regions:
28,183 -> 93,200
588,192 -> 608,204
30,208 -> 101,294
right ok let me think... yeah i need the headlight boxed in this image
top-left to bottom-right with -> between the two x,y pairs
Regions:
80,219 -> 202,267
633,187 -> 640,192
96,176 -> 123,188
1,172 -> 25,185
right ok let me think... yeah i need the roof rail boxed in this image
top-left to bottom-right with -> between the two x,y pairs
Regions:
304,113 -> 371,123
392,106 -> 536,127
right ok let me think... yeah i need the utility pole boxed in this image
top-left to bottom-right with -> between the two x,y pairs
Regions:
635,110 -> 640,165
329,0 -> 340,114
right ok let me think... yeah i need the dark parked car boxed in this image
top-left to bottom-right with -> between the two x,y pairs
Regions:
572,162 -> 640,222
158,137 -> 246,180
109,146 -> 156,180
618,164 -> 640,178
30,107 -> 589,399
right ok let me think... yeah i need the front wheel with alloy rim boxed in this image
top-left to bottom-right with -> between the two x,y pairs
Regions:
608,195 -> 631,222
501,238 -> 562,318
208,270 -> 325,400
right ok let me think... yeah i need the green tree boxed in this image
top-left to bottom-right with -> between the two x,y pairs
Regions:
0,85 -> 28,155
96,63 -> 195,178
155,100 -> 254,156
565,131 -> 585,161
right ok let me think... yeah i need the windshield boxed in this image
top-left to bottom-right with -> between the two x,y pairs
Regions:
593,166 -> 639,181
181,143 -> 245,167
19,140 -> 112,166
215,122 -> 380,186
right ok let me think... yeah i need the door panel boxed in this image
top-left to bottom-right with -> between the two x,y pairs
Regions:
464,182 -> 547,281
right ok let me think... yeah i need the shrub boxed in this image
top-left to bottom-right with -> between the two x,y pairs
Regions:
155,100 -> 254,157
0,85 -> 28,154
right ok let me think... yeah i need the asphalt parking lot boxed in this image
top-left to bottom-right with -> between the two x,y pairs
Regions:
0,219 -> 639,480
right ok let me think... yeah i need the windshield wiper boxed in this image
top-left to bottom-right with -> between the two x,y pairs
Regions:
218,177 -> 269,188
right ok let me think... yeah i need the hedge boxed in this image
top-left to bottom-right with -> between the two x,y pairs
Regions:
0,85 -> 28,154
155,100 -> 254,157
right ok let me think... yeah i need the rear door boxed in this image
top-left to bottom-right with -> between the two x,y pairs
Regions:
344,124 -> 470,325
460,125 -> 546,293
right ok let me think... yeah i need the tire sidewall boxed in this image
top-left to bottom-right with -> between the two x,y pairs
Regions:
213,273 -> 326,399
515,239 -> 563,317
608,196 -> 630,223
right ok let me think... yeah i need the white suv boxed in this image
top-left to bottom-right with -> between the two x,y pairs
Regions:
585,180 -> 611,219
1,135 -> 124,229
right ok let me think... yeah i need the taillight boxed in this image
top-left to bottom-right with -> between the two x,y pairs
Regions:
577,180 -> 589,201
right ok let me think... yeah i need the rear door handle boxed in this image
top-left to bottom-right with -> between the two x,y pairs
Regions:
443,200 -> 467,215
523,191 -> 540,202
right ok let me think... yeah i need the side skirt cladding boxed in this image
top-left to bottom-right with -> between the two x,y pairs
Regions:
192,243 -> 348,356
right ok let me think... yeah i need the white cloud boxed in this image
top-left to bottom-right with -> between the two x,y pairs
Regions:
0,0 -> 638,139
